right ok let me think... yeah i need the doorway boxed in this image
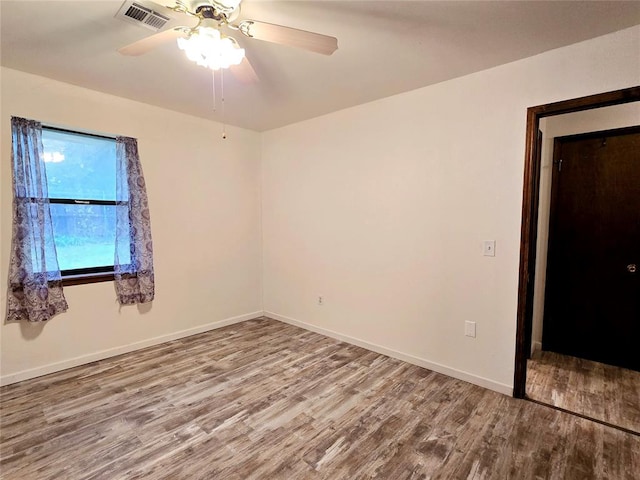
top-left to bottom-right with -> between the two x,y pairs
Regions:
543,126 -> 640,370
513,86 -> 640,433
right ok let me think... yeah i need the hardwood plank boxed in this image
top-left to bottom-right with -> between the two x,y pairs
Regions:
527,350 -> 640,433
2,318 -> 639,479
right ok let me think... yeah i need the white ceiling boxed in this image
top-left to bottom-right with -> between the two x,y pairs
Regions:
2,1 -> 640,131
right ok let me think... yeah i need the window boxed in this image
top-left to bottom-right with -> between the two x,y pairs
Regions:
41,127 -> 130,283
9,116 -> 154,321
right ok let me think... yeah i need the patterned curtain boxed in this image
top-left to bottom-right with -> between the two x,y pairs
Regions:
7,117 -> 68,322
115,136 -> 155,304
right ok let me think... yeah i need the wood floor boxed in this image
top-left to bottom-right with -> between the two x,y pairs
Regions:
2,318 -> 639,479
527,350 -> 640,434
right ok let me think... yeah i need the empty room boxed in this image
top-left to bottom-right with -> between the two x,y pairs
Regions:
1,1 -> 639,478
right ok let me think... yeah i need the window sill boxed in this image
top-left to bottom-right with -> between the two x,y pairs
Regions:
62,272 -> 114,287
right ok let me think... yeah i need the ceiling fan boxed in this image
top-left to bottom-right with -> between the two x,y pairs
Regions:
118,0 -> 339,83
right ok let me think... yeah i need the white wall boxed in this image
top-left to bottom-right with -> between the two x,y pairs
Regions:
0,67 -> 263,384
261,26 -> 640,394
2,26 -> 638,393
531,102 -> 640,353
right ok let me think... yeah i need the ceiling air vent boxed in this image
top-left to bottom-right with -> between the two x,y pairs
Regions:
116,1 -> 171,31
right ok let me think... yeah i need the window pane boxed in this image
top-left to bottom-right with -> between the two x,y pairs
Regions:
26,202 -> 61,275
50,204 -> 131,271
42,129 -> 118,201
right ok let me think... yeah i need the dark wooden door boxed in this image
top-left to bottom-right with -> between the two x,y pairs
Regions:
542,126 -> 640,371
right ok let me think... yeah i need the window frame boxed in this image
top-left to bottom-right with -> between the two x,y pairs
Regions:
41,125 -> 131,286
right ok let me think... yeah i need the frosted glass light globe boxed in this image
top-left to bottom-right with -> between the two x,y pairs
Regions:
177,28 -> 245,71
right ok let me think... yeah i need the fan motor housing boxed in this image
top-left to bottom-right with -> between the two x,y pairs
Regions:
186,1 -> 241,21
196,5 -> 226,21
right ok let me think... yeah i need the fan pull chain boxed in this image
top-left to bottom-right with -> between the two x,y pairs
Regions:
211,68 -> 217,112
221,69 -> 227,139
210,68 -> 227,140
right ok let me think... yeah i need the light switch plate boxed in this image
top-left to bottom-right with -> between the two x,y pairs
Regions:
483,240 -> 496,257
465,321 -> 476,338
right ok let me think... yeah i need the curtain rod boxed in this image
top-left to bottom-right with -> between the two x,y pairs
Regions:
42,124 -> 117,141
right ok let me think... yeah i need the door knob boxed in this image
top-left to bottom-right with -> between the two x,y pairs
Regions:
627,264 -> 637,273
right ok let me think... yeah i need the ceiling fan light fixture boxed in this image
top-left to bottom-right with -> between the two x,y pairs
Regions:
177,27 -> 245,70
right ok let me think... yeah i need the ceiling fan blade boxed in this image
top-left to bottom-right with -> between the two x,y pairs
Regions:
238,21 -> 338,55
230,56 -> 259,84
118,27 -> 187,56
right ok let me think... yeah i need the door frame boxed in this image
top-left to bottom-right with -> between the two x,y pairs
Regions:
513,85 -> 640,398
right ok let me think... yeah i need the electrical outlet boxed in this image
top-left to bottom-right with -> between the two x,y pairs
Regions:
465,321 -> 476,338
317,295 -> 324,306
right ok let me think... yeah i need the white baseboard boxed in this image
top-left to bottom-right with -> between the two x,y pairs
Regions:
266,311 -> 513,396
531,341 -> 542,356
0,311 -> 263,386
3,310 -> 513,396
